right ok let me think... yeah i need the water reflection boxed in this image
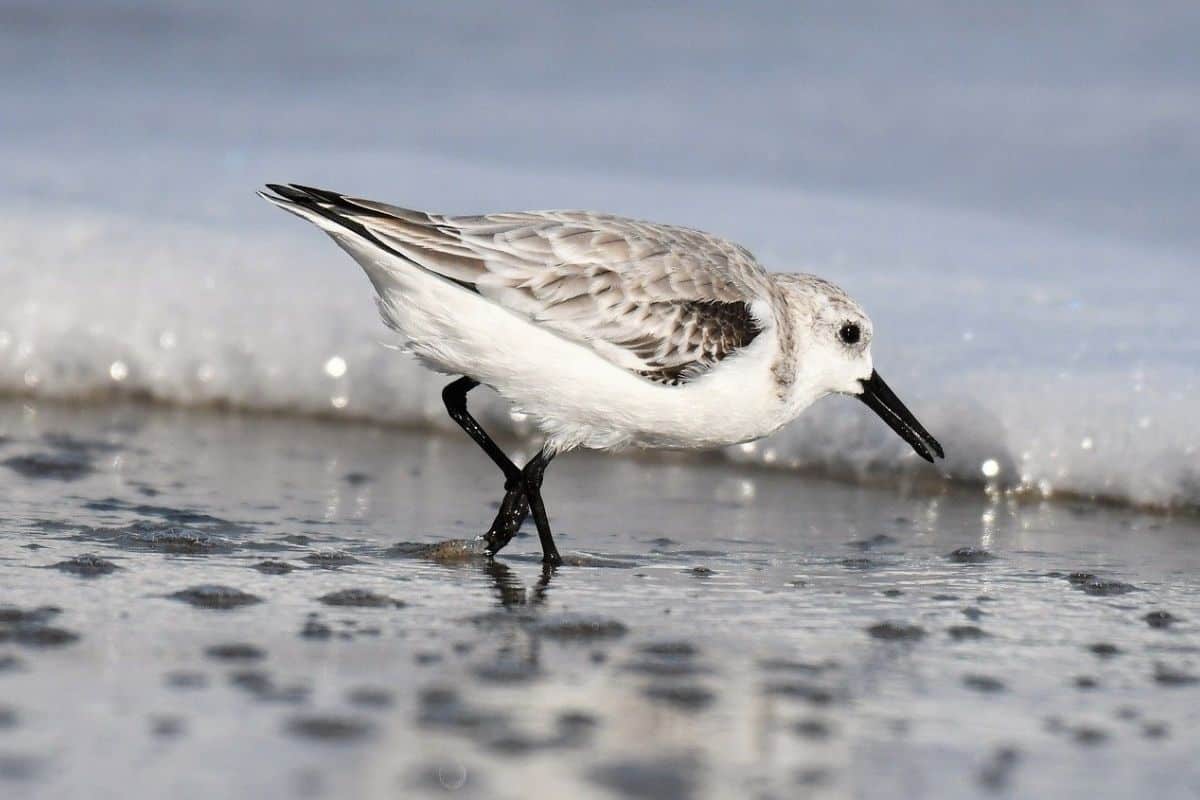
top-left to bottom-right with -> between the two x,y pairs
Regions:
481,560 -> 554,609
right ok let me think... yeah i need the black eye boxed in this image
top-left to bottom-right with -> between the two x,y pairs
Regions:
838,322 -> 861,345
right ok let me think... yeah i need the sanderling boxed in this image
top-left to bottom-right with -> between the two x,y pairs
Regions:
259,184 -> 943,565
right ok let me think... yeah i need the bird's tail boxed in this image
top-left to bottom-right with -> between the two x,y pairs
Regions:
259,184 -> 449,341
258,184 -> 482,295
258,184 -> 388,247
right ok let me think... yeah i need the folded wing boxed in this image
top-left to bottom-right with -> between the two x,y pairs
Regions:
265,184 -> 775,385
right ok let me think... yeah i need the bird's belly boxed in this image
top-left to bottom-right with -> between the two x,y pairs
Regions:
509,354 -> 795,455
523,410 -> 782,455
533,403 -> 785,454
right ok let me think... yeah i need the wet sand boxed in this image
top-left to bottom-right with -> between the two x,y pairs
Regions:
0,401 -> 1198,799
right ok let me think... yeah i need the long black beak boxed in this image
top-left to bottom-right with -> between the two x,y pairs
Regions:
857,370 -> 945,463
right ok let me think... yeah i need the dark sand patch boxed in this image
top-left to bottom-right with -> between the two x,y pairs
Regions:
47,554 -> 120,577
946,546 -> 996,563
230,671 -> 309,704
1153,663 -> 1199,687
252,560 -> 296,575
299,618 -> 334,640
792,718 -> 833,739
1144,611 -> 1180,629
83,521 -> 239,554
316,589 -> 404,608
588,756 -> 698,800
4,451 -> 94,481
1088,642 -> 1122,658
287,714 -> 372,741
762,681 -> 838,706
0,605 -> 78,648
963,674 -> 1006,693
643,683 -> 716,711
1063,572 -> 1139,596
302,550 -> 362,568
978,746 -> 1020,790
169,585 -> 262,610
205,643 -> 266,662
867,622 -> 926,641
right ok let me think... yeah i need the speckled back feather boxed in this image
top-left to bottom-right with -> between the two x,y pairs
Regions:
273,185 -> 775,385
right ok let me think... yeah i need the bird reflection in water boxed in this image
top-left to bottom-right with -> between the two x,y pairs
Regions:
481,559 -> 555,609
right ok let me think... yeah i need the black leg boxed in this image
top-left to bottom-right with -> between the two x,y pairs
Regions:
442,377 -> 531,557
441,377 -> 561,564
481,481 -> 530,556
441,377 -> 521,484
523,449 -> 562,566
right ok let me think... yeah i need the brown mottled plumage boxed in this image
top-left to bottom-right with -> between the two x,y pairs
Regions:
266,185 -> 773,386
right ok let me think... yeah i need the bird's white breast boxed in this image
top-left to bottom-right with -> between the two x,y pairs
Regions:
495,326 -> 808,454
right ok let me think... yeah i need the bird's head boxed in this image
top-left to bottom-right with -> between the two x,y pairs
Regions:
774,274 -> 944,463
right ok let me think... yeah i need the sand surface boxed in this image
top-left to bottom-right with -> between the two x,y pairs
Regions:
0,401 -> 1198,799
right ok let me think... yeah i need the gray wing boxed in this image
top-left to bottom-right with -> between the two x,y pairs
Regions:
268,185 -> 775,385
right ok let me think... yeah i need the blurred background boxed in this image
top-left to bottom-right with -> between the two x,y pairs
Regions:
2,0 -> 1198,508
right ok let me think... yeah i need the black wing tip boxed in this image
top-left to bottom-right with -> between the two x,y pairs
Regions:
262,183 -> 310,203
264,183 -> 400,221
288,184 -> 346,204
257,182 -> 477,296
259,183 -> 346,203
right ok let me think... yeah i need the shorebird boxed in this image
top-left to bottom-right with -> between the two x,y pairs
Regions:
260,185 -> 944,566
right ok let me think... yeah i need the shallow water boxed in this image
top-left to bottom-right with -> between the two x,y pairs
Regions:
0,400 -> 1198,799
